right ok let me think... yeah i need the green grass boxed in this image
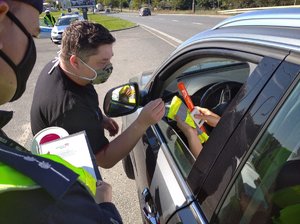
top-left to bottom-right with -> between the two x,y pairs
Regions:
88,13 -> 135,31
39,10 -> 136,31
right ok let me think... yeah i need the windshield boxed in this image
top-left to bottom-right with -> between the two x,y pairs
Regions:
56,17 -> 79,26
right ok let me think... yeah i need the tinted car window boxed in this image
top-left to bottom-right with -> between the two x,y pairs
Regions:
216,79 -> 300,224
195,59 -> 298,220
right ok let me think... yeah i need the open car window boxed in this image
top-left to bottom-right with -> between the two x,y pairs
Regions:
161,57 -> 255,99
159,56 -> 255,178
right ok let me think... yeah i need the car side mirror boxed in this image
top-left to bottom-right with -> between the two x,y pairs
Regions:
103,82 -> 140,117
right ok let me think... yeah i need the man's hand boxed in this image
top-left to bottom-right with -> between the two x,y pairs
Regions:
103,116 -> 119,136
95,180 -> 112,204
136,98 -> 165,128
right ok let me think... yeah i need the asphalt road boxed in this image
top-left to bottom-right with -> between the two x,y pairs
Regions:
109,12 -> 227,42
0,13 -> 226,223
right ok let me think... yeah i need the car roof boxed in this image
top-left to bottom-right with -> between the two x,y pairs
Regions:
175,8 -> 300,56
214,8 -> 300,29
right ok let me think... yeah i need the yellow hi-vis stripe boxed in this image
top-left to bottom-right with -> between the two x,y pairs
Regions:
0,155 -> 96,196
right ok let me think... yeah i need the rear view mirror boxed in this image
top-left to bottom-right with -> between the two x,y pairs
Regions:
103,83 -> 139,117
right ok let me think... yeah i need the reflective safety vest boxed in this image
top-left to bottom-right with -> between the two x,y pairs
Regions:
272,185 -> 300,224
44,15 -> 55,26
166,96 -> 209,144
0,154 -> 96,196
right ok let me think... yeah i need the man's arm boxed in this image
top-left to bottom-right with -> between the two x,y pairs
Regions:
46,182 -> 123,223
96,98 -> 165,168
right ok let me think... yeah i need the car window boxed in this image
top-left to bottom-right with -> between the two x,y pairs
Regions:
160,57 -> 253,178
215,80 -> 300,224
162,57 -> 252,99
56,17 -> 78,26
183,58 -> 239,74
157,120 -> 194,178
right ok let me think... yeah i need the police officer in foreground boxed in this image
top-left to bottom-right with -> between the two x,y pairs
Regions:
0,0 -> 122,223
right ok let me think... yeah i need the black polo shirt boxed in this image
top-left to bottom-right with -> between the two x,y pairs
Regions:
30,61 -> 109,154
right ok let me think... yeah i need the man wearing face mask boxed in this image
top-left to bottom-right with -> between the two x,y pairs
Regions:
30,21 -> 165,169
0,1 -> 123,223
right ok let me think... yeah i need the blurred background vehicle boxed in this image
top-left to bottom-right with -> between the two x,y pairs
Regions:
139,7 -> 151,16
51,13 -> 84,44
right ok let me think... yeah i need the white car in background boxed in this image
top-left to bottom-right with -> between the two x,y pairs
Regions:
51,13 -> 84,44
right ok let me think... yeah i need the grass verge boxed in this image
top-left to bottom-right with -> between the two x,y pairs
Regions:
40,10 -> 136,31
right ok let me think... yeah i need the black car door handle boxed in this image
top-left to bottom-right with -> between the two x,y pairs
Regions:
142,129 -> 160,149
142,188 -> 160,224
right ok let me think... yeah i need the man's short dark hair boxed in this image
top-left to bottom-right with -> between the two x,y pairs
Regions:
61,21 -> 116,61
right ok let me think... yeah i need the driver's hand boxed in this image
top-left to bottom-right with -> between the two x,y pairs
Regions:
194,107 -> 220,127
175,115 -> 197,138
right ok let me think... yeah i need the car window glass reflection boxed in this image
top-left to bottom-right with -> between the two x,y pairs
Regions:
216,80 -> 300,224
158,120 -> 194,178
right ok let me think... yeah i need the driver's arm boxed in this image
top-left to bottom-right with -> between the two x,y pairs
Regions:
175,115 -> 203,158
175,107 -> 220,158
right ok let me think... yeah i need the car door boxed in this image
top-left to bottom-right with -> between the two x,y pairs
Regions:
191,53 -> 300,223
132,47 -> 288,223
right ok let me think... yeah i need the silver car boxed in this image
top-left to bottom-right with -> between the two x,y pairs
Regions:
50,14 -> 84,44
104,8 -> 300,224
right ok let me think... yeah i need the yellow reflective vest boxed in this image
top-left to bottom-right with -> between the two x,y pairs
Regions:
0,154 -> 96,196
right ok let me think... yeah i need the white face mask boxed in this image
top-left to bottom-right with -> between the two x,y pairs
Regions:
80,59 -> 113,85
64,60 -> 97,82
64,57 -> 113,84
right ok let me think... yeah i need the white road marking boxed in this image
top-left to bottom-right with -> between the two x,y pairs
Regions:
192,22 -> 203,25
140,24 -> 183,48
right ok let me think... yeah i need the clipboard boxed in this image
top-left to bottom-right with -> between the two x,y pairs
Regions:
38,131 -> 101,180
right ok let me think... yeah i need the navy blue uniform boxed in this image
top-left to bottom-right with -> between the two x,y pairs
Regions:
0,113 -> 122,223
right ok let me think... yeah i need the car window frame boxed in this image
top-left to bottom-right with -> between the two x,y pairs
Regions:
142,47 -> 291,223
141,49 -> 262,223
145,49 -> 267,184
